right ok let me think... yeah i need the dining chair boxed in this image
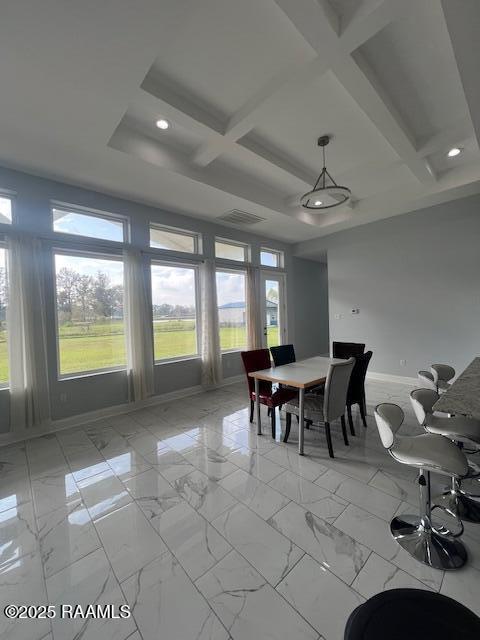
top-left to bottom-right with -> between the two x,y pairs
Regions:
241,349 -> 297,439
270,344 -> 296,367
332,341 -> 365,359
346,350 -> 373,435
283,358 -> 355,457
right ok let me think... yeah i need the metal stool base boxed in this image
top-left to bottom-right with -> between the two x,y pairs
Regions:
391,514 -> 467,570
436,491 -> 480,524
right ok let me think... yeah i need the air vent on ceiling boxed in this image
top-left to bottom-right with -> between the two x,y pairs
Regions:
217,210 -> 266,226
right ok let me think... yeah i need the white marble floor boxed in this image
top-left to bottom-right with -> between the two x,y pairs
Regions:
1,379 -> 480,640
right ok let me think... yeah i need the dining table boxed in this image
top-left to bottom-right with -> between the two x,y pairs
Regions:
433,356 -> 480,419
248,355 -> 344,455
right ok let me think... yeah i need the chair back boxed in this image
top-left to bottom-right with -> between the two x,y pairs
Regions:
241,349 -> 271,394
410,388 -> 439,426
374,403 -> 404,449
323,358 -> 355,422
417,370 -> 436,390
333,341 -> 365,359
347,351 -> 373,404
270,344 -> 296,367
431,364 -> 455,384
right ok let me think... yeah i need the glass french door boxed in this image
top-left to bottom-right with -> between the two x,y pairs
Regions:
260,272 -> 286,349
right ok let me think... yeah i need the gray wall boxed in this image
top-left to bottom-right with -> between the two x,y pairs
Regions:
0,166 -> 318,431
318,193 -> 480,377
291,257 -> 329,359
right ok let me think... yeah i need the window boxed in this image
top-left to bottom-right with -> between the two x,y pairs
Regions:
261,248 -> 283,268
0,247 -> 8,386
216,270 -> 247,351
151,263 -> 199,362
54,252 -> 125,376
52,205 -> 127,243
0,195 -> 12,225
150,224 -> 200,254
215,238 -> 248,262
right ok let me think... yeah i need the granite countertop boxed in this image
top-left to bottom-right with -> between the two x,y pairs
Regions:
433,357 -> 480,419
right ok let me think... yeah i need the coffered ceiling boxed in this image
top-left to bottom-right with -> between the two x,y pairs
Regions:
0,0 -> 479,244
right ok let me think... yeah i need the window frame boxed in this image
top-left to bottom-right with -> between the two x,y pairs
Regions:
0,241 -> 9,389
150,259 -> 201,365
260,247 -> 284,269
0,191 -> 15,226
215,237 -> 249,263
149,223 -> 202,256
53,247 -> 127,380
215,266 -> 248,354
51,201 -> 130,245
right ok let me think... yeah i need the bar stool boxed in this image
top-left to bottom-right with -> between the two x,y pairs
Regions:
431,364 -> 455,393
410,388 -> 480,523
374,403 -> 468,569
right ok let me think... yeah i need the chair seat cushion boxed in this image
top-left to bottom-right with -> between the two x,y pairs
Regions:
252,387 -> 298,408
391,433 -> 468,478
284,393 -> 325,422
426,415 -> 480,444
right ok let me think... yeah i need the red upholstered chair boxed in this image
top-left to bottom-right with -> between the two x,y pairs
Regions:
241,349 -> 298,438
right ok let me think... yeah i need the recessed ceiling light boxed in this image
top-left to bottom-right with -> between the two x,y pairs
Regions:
447,147 -> 462,157
314,200 -> 323,206
156,119 -> 170,130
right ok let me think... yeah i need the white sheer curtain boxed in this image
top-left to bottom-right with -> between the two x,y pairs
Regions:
7,234 -> 51,431
200,259 -> 222,387
246,265 -> 262,350
124,248 -> 154,402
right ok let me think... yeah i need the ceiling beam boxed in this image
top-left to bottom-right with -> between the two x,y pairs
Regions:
274,0 -> 435,185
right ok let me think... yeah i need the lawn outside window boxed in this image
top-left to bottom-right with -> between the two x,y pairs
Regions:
216,268 -> 248,352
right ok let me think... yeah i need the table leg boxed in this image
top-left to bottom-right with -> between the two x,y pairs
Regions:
255,378 -> 262,435
298,388 -> 305,455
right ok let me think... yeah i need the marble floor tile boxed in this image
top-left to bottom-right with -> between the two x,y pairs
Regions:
182,446 -> 238,480
94,502 -> 167,582
103,449 -> 152,480
123,468 -> 182,521
122,551 -> 228,640
66,452 -> 111,483
0,551 -> 50,640
0,474 -> 32,515
351,552 -> 432,599
31,471 -> 80,518
0,500 -> 38,567
77,469 -> 132,519
226,447 -> 284,482
142,447 -> 196,482
153,501 -> 231,581
173,469 -> 237,521
277,554 -> 364,640
219,468 -> 289,520
327,473 -> 401,521
190,429 -> 241,456
196,550 -> 318,640
227,429 -> 280,454
159,432 -> 199,454
46,548 -> 136,640
268,501 -> 370,584
269,470 -> 348,522
212,503 -> 303,586
334,504 -> 444,590
37,501 -> 101,578
368,469 -> 418,505
441,564 -> 480,617
124,432 -> 162,456
263,445 -> 327,482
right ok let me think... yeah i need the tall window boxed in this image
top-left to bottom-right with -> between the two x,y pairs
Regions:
150,224 -> 200,254
261,248 -> 283,268
216,270 -> 247,351
0,247 -> 8,386
0,196 -> 12,225
151,263 -> 198,362
215,239 -> 248,262
52,205 -> 127,243
54,252 -> 125,376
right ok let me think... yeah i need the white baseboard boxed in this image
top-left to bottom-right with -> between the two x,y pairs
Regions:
366,371 -> 418,385
0,374 -> 245,447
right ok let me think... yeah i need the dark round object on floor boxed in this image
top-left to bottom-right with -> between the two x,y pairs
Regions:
344,588 -> 480,640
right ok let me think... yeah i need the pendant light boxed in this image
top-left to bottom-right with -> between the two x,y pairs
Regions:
301,135 -> 351,210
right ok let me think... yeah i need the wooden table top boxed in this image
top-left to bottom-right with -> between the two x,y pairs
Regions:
248,355 -> 344,389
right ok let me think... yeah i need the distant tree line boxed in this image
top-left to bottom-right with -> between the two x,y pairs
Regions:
56,267 -> 123,324
152,303 -> 195,319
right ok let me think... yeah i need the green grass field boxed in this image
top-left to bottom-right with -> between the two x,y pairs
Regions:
0,320 -> 280,381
